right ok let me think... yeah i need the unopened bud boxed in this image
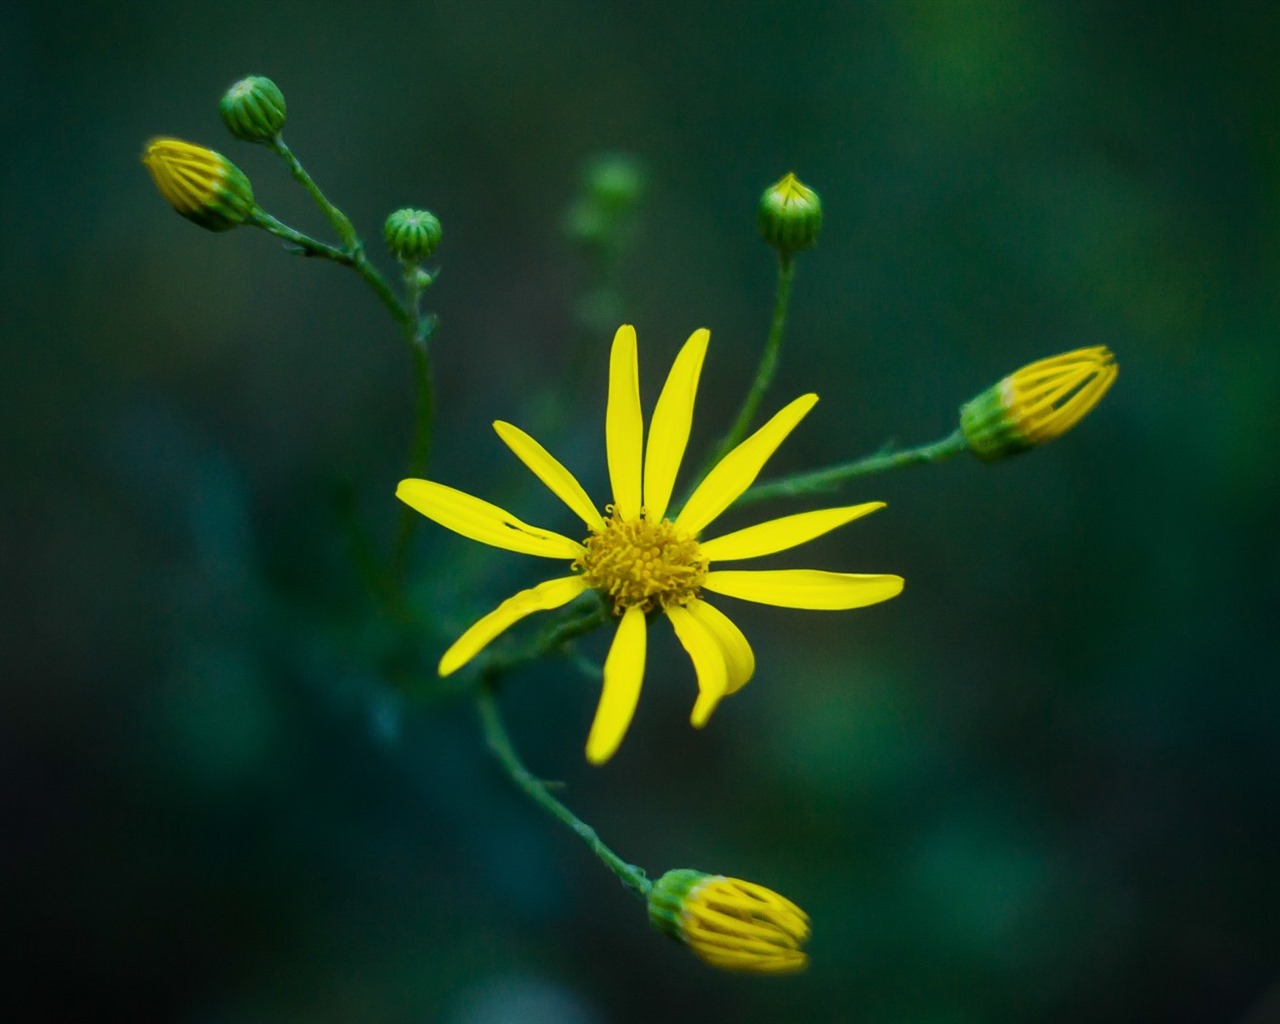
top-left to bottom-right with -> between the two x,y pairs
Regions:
142,138 -> 256,231
219,75 -> 287,143
757,172 -> 822,254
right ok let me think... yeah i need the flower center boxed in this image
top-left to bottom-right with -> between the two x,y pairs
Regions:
576,507 -> 708,614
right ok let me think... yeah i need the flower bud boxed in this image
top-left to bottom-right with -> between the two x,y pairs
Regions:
142,138 -> 256,231
648,869 -> 810,974
219,75 -> 287,143
585,153 -> 646,214
960,346 -> 1118,461
384,208 -> 443,262
757,172 -> 822,254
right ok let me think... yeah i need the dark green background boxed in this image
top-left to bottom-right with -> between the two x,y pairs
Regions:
5,1 -> 1278,1021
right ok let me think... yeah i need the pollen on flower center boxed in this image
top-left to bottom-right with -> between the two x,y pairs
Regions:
576,507 -> 708,614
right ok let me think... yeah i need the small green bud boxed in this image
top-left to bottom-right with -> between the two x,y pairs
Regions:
585,153 -> 646,214
142,138 -> 256,231
758,172 -> 822,254
384,208 -> 443,262
219,75 -> 287,143
564,153 -> 645,248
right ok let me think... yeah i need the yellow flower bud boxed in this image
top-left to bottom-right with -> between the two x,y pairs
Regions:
648,869 -> 810,973
758,172 -> 822,254
960,346 -> 1118,461
142,138 -> 256,231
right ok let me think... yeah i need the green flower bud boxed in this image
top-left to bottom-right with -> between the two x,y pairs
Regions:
758,172 -> 822,254
648,869 -> 811,974
585,153 -> 646,214
142,138 -> 256,231
960,347 -> 1118,461
384,208 -> 443,262
219,75 -> 287,143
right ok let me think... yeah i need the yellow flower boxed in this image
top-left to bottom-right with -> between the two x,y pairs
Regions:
397,325 -> 904,764
960,346 -> 1118,461
648,868 -> 811,974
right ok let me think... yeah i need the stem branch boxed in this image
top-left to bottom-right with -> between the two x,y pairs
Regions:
737,429 -> 970,506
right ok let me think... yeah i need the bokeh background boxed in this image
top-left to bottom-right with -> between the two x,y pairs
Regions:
5,1 -> 1279,1021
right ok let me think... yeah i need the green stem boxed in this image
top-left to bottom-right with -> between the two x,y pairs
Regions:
266,137 -> 408,334
389,285 -> 437,589
699,253 -> 796,479
352,249 -> 411,334
737,429 -> 970,507
270,134 -> 358,248
248,208 -> 352,262
249,209 -> 409,332
476,678 -> 651,898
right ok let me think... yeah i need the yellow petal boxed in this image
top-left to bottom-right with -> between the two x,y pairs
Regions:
438,576 -> 590,676
702,569 -> 904,610
396,479 -> 584,559
606,324 -> 643,520
675,393 -> 818,536
700,502 -> 885,562
586,605 -> 647,764
686,599 -> 755,695
666,604 -> 728,727
492,420 -> 605,530
643,328 -> 710,521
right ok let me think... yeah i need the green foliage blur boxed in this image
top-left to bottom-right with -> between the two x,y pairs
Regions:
4,1 -> 1278,1021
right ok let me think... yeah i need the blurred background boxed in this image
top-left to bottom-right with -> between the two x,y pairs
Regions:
5,1 -> 1279,1021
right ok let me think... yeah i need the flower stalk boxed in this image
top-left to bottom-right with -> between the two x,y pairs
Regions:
738,429 -> 969,506
699,252 -> 797,483
476,678 -> 651,898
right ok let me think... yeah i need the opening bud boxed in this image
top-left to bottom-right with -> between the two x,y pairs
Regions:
219,75 -> 287,143
142,138 -> 256,231
758,172 -> 822,254
647,868 -> 811,974
960,346 -> 1118,461
384,208 -> 443,263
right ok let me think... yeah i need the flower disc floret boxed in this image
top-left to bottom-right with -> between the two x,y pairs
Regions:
577,508 -> 708,614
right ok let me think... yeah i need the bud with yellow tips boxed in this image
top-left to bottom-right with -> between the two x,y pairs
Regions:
960,347 -> 1118,460
142,138 -> 256,232
647,869 -> 811,973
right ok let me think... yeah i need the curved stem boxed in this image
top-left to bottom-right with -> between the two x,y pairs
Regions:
477,678 -> 651,899
270,134 -> 358,247
736,429 -> 969,507
265,137 -> 408,333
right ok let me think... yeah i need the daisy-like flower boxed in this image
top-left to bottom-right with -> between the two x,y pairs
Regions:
397,325 -> 904,764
